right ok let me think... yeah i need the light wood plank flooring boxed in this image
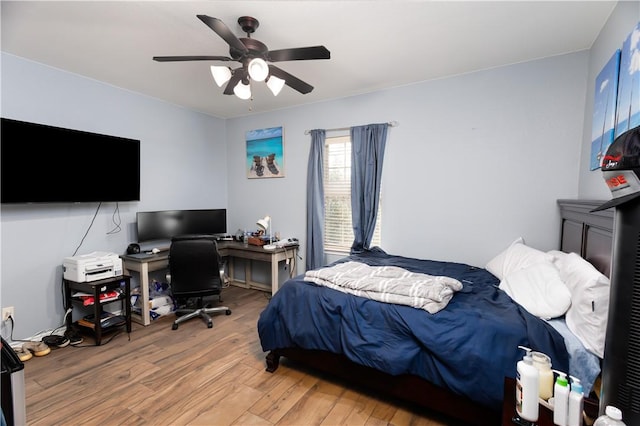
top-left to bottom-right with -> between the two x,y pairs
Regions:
20,286 -> 458,425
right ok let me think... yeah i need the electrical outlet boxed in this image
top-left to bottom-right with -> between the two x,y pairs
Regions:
2,306 -> 15,321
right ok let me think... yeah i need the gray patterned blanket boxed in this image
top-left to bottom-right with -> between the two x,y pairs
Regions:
303,261 -> 463,313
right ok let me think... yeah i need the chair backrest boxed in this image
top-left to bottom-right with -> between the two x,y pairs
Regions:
168,234 -> 223,297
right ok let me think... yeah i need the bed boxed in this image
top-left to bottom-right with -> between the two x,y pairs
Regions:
257,199 -> 614,425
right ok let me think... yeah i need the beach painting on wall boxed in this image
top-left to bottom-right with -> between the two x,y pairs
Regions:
246,126 -> 284,178
614,21 -> 640,138
590,50 -> 621,171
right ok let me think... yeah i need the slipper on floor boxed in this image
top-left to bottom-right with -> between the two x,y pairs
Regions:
15,346 -> 32,362
23,341 -> 51,357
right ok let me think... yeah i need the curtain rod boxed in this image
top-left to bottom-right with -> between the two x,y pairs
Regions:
304,120 -> 399,135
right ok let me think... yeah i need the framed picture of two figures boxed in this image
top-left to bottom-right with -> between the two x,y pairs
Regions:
246,126 -> 285,179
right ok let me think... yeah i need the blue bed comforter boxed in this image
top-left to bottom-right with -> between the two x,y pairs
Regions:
257,248 -> 569,411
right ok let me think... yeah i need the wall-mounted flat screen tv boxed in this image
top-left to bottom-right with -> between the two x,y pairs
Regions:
1,118 -> 140,204
136,209 -> 227,243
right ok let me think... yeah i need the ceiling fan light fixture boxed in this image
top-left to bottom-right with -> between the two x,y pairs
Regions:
233,80 -> 252,100
247,58 -> 269,82
266,76 -> 286,96
210,66 -> 232,87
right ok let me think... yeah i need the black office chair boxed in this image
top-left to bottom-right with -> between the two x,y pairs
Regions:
167,235 -> 231,330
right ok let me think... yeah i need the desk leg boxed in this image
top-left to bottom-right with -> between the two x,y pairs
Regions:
271,253 -> 279,295
139,263 -> 151,326
228,256 -> 235,283
245,260 -> 253,289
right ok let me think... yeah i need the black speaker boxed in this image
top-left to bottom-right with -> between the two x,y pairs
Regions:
126,243 -> 140,255
599,197 -> 640,423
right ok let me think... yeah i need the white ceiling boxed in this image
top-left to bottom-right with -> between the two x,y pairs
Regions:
1,1 -> 617,119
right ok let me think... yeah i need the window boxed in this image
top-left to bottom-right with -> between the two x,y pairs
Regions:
324,135 -> 381,252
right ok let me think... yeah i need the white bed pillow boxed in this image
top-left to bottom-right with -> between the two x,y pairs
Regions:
486,238 -> 554,280
547,250 -> 569,267
499,261 -> 572,319
561,252 -> 610,358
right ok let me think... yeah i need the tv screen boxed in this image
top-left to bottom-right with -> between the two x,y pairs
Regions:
136,209 -> 227,243
1,118 -> 140,204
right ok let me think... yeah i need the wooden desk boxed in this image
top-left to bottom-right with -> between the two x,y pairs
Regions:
121,241 -> 298,326
222,243 -> 299,294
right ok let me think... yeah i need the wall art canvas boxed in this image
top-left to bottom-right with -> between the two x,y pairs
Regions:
246,126 -> 284,178
614,21 -> 640,138
590,49 -> 621,171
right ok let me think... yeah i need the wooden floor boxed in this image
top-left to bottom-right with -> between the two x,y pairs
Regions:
21,286 -> 459,425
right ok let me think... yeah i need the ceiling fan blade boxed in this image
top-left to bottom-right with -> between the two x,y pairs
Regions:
153,56 -> 234,62
268,46 -> 330,62
223,71 -> 244,95
268,65 -> 314,94
197,15 -> 247,54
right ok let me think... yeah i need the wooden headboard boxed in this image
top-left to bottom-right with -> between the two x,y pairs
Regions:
557,199 -> 614,277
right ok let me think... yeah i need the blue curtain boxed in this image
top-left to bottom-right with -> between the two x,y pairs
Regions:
305,129 -> 326,270
350,123 -> 388,254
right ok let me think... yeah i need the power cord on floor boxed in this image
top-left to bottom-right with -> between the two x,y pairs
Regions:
36,308 -> 74,348
4,310 -> 75,349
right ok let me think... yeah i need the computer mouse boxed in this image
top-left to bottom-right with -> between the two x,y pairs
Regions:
151,248 -> 160,254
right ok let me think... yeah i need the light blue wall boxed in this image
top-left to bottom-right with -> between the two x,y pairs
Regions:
0,54 -> 228,338
226,52 -> 588,268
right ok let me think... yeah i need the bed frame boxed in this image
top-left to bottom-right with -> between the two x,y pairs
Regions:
264,199 -> 614,425
557,199 -> 614,278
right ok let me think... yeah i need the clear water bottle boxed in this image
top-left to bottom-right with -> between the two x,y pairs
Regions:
594,406 -> 626,426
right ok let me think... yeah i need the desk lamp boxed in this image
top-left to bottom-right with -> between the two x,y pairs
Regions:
257,215 -> 276,250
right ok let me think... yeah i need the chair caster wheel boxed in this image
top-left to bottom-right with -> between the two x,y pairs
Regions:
226,310 -> 232,315
172,323 -> 178,330
207,322 -> 213,328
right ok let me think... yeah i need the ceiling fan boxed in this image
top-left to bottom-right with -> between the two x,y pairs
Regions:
153,15 -> 331,99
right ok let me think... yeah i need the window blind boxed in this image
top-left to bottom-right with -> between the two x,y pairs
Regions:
324,135 -> 381,252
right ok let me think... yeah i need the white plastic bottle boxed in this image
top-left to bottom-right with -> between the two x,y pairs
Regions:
594,406 -> 626,425
532,351 -> 554,400
568,376 -> 584,426
516,346 -> 539,422
553,370 -> 569,426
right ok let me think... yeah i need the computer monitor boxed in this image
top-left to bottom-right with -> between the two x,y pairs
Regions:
136,209 -> 227,243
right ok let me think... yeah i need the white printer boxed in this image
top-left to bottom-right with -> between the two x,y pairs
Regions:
63,251 -> 123,282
